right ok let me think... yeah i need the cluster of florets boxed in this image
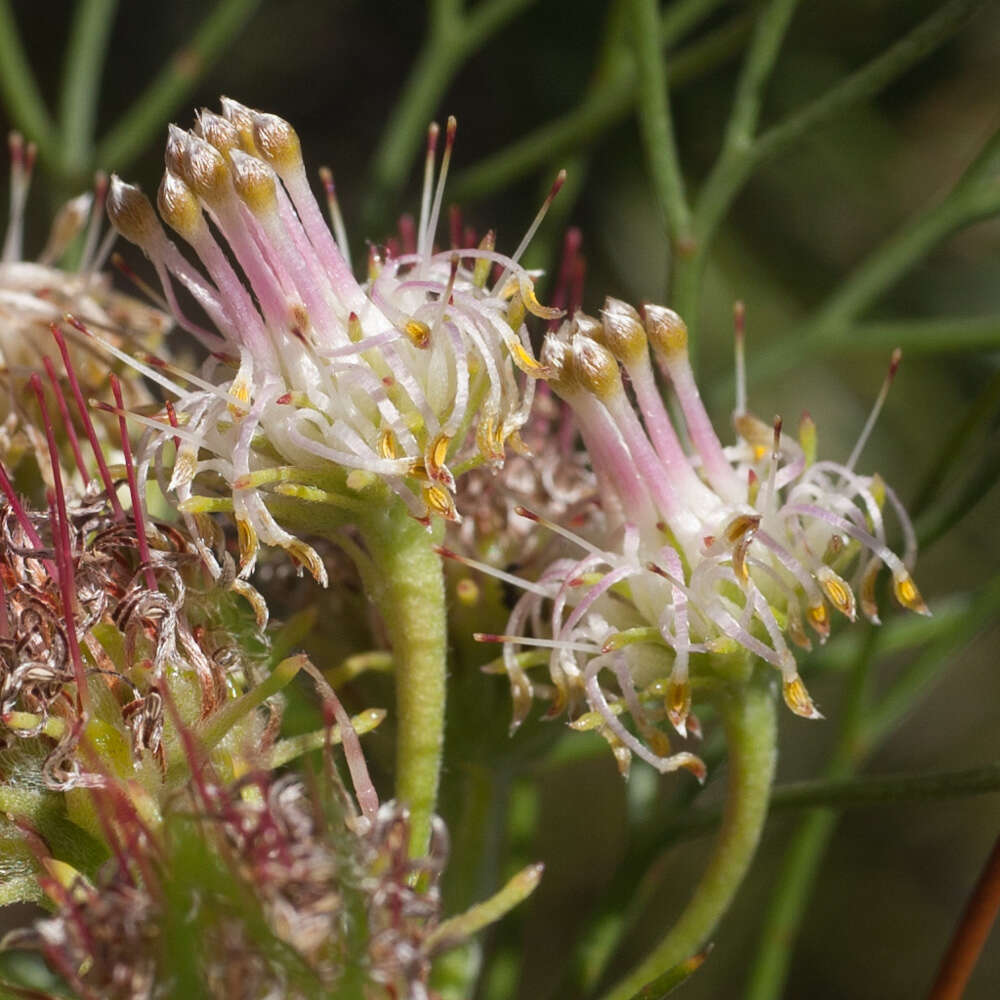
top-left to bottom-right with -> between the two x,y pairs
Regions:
0,341 -> 291,906
105,100 -> 556,586
473,299 -> 927,777
0,133 -> 168,466
7,766 -> 450,1000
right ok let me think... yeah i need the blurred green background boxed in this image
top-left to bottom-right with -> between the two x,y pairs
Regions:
2,1 -> 999,997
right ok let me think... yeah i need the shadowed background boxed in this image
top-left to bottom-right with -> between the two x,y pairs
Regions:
2,1 -> 999,997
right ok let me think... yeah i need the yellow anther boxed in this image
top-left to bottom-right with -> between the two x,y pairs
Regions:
377,429 -> 400,460
860,557 -> 881,623
473,230 -> 495,287
285,539 -> 328,586
806,601 -> 830,638
666,678 -> 692,731
817,566 -> 857,621
645,728 -> 674,758
422,483 -> 460,522
520,281 -> 563,320
236,517 -> 258,574
788,613 -> 813,651
177,496 -> 234,514
168,445 -> 198,491
505,337 -> 549,378
725,513 -> 760,583
477,414 -> 503,463
427,433 -> 451,480
893,569 -> 930,616
230,579 -> 268,628
227,373 -> 251,418
725,513 -> 760,544
506,292 -> 527,330
41,859 -> 90,902
367,246 -> 382,282
782,674 -> 822,719
733,412 -> 774,447
404,319 -> 431,348
569,709 -> 618,732
504,428 -> 534,458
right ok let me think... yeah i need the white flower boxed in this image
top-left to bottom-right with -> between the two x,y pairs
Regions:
472,299 -> 927,778
0,133 -> 168,461
106,101 -> 557,583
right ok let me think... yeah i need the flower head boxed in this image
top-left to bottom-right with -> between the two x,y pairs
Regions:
0,346 -> 313,891
474,300 -> 927,777
0,133 -> 168,466
105,101 -> 557,581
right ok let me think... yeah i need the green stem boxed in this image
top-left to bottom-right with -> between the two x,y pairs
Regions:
744,629 -> 875,1000
744,125 -> 1000,388
673,0 -> 800,341
630,0 -> 693,249
913,368 -> 1000,516
94,0 -> 262,172
356,505 -> 448,857
684,0 -> 985,348
665,761 -> 1000,842
362,0 -> 537,231
59,0 -> 119,180
449,0 -> 744,203
0,0 -> 58,163
600,680 -> 777,1000
862,574 -> 1000,747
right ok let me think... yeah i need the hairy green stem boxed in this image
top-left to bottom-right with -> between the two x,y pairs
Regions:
59,0 -> 119,180
94,0 -> 262,172
357,506 -> 448,857
600,681 -> 777,1000
745,632 -> 874,1000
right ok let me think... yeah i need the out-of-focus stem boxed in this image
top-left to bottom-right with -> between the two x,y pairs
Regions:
0,0 -> 58,163
59,0 -> 119,180
362,0 -> 537,231
450,0 -> 743,204
94,0 -> 262,172
927,834 -> 1000,1000
630,0 -> 693,250
685,0 -> 986,350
